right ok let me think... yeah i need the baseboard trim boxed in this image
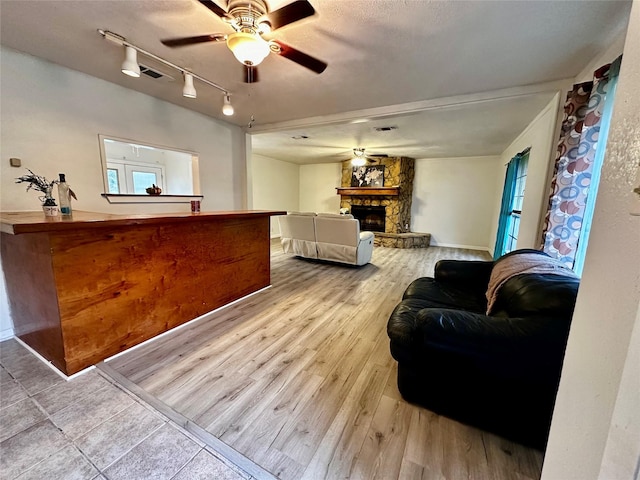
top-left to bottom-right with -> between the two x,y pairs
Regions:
0,327 -> 15,342
6,286 -> 272,381
430,242 -> 492,254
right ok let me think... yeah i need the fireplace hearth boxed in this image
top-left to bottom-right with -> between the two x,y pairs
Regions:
351,205 -> 385,232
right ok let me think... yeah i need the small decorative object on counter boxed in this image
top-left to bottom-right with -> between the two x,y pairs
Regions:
146,184 -> 162,195
42,186 -> 59,217
15,169 -> 59,216
191,200 -> 201,213
57,173 -> 77,216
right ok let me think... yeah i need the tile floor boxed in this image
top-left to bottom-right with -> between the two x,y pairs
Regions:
0,338 -> 252,480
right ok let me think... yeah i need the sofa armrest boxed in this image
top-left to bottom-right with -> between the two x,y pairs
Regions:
388,307 -> 570,371
355,231 -> 374,266
434,260 -> 493,293
359,231 -> 374,242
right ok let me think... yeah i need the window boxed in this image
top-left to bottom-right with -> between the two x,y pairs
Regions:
504,155 -> 528,254
106,159 -> 165,195
107,168 -> 120,194
494,149 -> 530,259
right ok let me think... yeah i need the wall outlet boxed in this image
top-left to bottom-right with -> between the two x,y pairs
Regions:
9,158 -> 21,167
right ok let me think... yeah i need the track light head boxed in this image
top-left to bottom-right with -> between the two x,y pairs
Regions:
222,94 -> 234,116
182,73 -> 197,98
121,46 -> 140,77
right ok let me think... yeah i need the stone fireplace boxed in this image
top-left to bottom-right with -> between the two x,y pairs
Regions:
337,157 -> 430,248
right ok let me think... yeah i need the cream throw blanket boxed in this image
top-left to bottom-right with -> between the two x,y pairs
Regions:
486,253 -> 578,315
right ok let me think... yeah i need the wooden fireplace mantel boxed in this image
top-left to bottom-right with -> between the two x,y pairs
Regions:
336,187 -> 399,196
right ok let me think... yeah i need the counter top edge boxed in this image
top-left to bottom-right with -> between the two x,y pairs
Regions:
1,210 -> 287,235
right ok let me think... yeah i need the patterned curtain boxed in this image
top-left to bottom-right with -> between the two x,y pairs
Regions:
541,59 -> 619,267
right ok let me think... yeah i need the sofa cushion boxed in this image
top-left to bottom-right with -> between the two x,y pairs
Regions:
314,215 -> 359,247
317,213 -> 354,219
486,250 -> 578,314
286,211 -> 317,216
278,214 -> 318,258
491,273 -> 580,318
402,277 -> 487,313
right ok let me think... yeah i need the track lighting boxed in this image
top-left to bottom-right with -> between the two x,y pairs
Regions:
222,94 -> 234,116
99,30 -> 232,116
121,46 -> 140,77
182,73 -> 197,98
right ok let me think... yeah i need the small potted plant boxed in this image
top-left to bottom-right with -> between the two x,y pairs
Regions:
15,169 -> 60,216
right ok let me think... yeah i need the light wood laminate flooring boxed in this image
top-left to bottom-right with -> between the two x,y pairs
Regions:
108,242 -> 544,480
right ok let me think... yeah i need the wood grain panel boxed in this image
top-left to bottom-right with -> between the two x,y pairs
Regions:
50,216 -> 270,373
1,232 -> 66,372
2,212 -> 278,375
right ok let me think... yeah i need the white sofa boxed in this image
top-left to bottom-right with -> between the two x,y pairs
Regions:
278,212 -> 374,266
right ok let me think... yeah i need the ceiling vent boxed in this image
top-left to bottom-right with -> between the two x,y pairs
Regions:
374,126 -> 398,132
139,64 -> 175,82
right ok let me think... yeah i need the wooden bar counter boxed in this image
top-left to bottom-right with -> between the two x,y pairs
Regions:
0,210 -> 285,375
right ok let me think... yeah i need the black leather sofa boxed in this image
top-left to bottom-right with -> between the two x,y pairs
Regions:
386,249 -> 580,449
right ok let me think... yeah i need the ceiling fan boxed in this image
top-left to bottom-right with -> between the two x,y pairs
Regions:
350,148 -> 388,166
161,0 -> 327,83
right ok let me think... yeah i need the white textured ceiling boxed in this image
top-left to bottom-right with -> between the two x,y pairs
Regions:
0,0 -> 632,162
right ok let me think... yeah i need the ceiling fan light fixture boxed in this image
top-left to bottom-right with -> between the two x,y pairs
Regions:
351,148 -> 367,166
227,32 -> 270,66
182,73 -> 197,98
222,94 -> 234,116
257,21 -> 272,35
121,46 -> 140,77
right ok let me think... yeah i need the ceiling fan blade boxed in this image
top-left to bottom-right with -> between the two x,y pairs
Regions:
197,0 -> 231,19
244,65 -> 259,83
261,0 -> 316,31
161,34 -> 227,47
272,40 -> 327,74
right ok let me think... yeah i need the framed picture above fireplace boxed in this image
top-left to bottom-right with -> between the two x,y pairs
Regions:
351,165 -> 385,187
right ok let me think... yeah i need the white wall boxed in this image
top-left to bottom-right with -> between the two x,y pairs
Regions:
251,154 -> 300,237
411,156 -> 501,250
574,29 -> 627,84
163,150 -> 194,195
0,273 -> 12,340
0,47 -> 246,339
598,308 -> 640,480
541,1 -> 640,477
488,94 -> 562,254
299,163 -> 342,213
